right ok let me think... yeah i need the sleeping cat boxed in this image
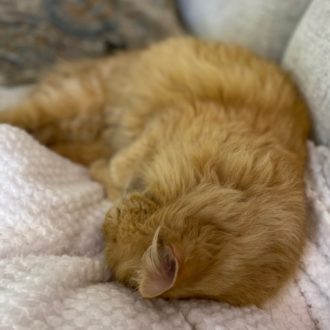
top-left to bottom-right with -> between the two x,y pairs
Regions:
0,37 -> 310,306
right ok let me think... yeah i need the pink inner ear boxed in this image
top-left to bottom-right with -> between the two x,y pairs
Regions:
139,245 -> 179,298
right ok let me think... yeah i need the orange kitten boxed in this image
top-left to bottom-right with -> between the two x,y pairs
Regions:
0,37 -> 310,306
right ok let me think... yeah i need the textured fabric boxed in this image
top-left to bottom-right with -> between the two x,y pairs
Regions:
178,0 -> 311,61
0,0 -> 183,86
283,0 -> 330,148
0,88 -> 329,329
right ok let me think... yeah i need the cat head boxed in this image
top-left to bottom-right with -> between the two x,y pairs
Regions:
103,181 -> 305,306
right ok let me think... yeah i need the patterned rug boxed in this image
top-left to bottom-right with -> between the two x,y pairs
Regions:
0,0 -> 184,86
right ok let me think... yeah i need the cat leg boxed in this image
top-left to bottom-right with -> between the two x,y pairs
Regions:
51,140 -> 110,166
0,59 -> 107,137
90,129 -> 156,199
90,159 -> 122,199
90,151 -> 144,200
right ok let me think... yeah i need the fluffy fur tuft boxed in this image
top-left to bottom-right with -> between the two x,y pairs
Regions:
0,37 -> 310,306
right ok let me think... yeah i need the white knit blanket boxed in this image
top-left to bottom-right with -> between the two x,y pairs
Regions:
0,88 -> 329,329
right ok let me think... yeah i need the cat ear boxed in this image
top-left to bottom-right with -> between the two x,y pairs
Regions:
139,228 -> 180,298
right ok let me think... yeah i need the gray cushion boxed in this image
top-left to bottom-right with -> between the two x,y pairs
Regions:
178,0 -> 310,61
283,0 -> 330,146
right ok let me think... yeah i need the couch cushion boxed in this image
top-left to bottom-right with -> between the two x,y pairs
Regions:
178,0 -> 310,61
283,0 -> 330,146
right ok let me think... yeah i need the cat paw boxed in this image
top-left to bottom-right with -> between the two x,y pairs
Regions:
90,158 -> 122,199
